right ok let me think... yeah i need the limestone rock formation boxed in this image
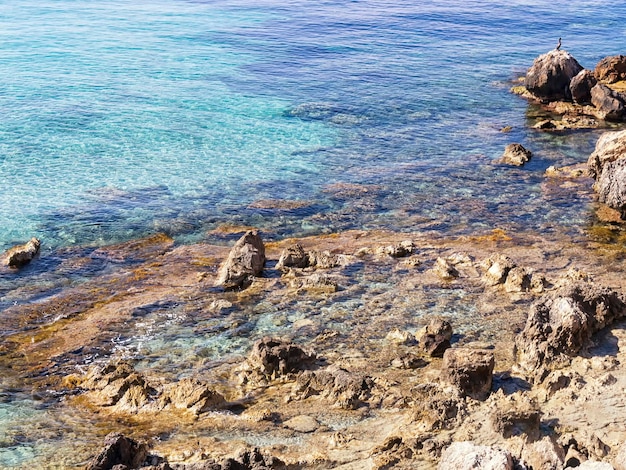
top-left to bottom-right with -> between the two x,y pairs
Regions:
498,143 -> 532,166
482,254 -> 515,286
595,158 -> 626,219
215,230 -> 265,289
3,237 -> 40,268
87,433 -> 148,470
525,50 -> 583,102
515,282 -> 626,379
595,55 -> 626,83
438,441 -> 514,470
418,318 -> 453,357
440,348 -> 495,401
588,129 -> 626,178
246,337 -> 316,380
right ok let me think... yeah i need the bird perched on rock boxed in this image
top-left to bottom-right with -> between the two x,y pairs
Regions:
556,37 -> 562,50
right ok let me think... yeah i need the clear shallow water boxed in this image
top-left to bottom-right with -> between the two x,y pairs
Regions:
2,0 -> 626,467
2,0 -> 626,253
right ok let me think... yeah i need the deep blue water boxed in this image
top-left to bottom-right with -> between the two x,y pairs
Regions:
2,0 -> 626,466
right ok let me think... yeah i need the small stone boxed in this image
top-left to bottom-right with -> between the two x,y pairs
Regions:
284,415 -> 320,433
433,257 -> 459,280
385,329 -> 416,345
498,143 -> 532,166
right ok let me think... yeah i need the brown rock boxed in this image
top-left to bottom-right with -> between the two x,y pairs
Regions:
215,230 -> 265,289
588,129 -> 626,178
86,433 -> 148,470
275,243 -> 308,271
432,257 -> 459,280
525,50 -> 583,102
591,83 -> 626,121
570,69 -> 597,104
521,436 -> 565,470
3,237 -> 40,268
247,337 -> 316,379
514,282 -> 626,378
441,348 -> 495,401
498,143 -> 532,166
595,55 -> 626,83
482,254 -> 515,286
162,378 -> 226,413
503,266 -> 532,293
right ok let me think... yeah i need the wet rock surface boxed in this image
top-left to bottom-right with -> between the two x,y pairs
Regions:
87,433 -> 149,470
2,237 -> 40,268
498,143 -> 532,166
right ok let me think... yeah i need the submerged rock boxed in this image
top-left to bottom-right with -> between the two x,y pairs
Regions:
515,282 -> 626,379
441,348 -> 495,401
437,441 -> 514,470
525,49 -> 583,102
3,237 -> 40,268
87,432 -> 148,470
498,143 -> 532,166
215,230 -> 266,289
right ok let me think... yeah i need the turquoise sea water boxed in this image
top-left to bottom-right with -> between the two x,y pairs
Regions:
3,0 -> 626,467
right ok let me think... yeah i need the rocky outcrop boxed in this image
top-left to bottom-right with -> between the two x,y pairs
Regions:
588,129 -> 626,178
515,282 -> 626,379
525,50 -> 583,102
215,230 -> 265,289
440,348 -> 495,401
275,243 -> 308,270
587,130 -> 626,219
438,441 -> 514,470
417,318 -> 453,357
482,254 -> 515,286
591,83 -> 626,121
244,337 -> 316,381
570,69 -> 597,104
87,433 -> 148,470
291,365 -> 374,409
3,237 -> 40,268
498,143 -> 532,166
595,55 -> 626,83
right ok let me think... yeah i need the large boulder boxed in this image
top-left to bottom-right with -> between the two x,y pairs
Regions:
86,433 -> 148,470
215,230 -> 266,289
588,129 -> 626,178
595,158 -> 626,219
595,55 -> 626,83
591,83 -> 626,121
438,441 -> 514,470
441,348 -> 495,401
570,69 -> 597,104
515,282 -> 626,378
3,237 -> 40,268
525,50 -> 584,102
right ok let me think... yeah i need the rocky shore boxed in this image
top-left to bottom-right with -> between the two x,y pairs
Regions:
4,50 -> 626,470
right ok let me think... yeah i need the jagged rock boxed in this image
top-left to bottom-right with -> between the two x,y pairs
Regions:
613,441 -> 626,470
3,237 -> 40,268
247,337 -> 316,380
591,83 -> 626,121
595,158 -> 626,219
376,240 -> 415,257
503,266 -> 532,293
307,250 -> 340,268
411,383 -> 465,431
560,431 -> 610,462
292,365 -> 373,409
432,257 -> 459,280
570,69 -> 598,104
437,441 -> 513,470
391,354 -> 427,369
595,55 -> 626,83
162,378 -> 226,413
514,282 -> 626,378
588,129 -> 626,179
498,143 -> 532,166
482,254 -> 515,286
570,462 -> 615,470
441,348 -> 494,401
86,433 -> 148,470
418,318 -> 453,358
525,50 -> 583,102
385,328 -> 416,345
276,243 -> 308,271
222,448 -> 285,470
521,436 -> 565,470
215,230 -> 265,289
489,393 -> 541,439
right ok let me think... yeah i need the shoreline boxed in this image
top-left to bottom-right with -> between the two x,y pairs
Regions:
3,222 -> 626,468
